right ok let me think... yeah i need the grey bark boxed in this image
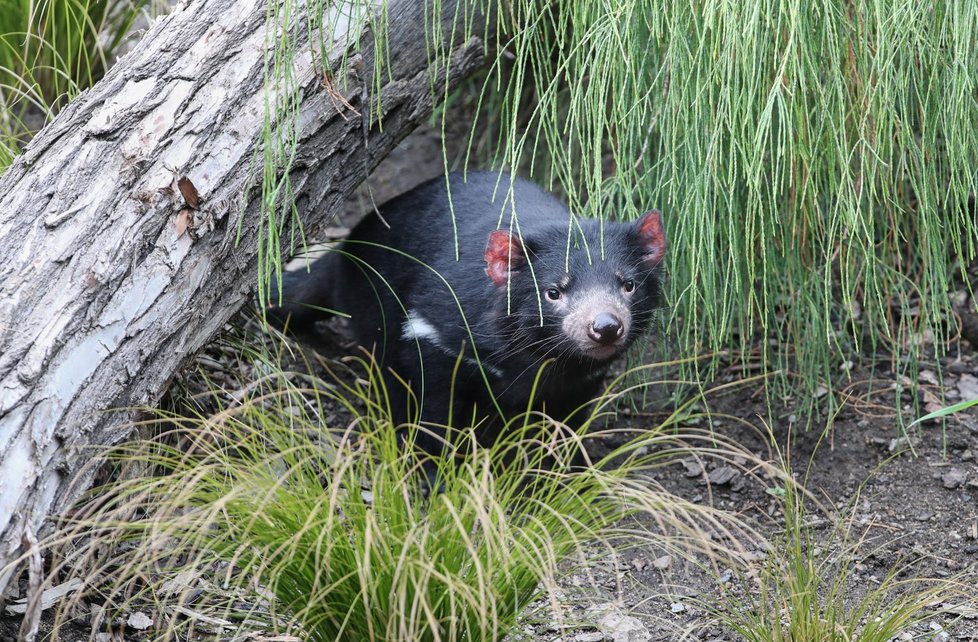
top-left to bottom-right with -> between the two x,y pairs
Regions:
0,0 -> 488,596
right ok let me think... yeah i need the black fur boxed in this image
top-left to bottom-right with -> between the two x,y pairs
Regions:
270,172 -> 666,450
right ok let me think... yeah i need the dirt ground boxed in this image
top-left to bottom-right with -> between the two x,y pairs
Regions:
3,121 -> 978,641
536,345 -> 978,641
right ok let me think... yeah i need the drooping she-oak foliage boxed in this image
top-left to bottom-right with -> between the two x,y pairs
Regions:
478,1 -> 977,410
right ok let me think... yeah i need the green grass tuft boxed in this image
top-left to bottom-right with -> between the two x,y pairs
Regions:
0,0 -> 154,168
45,343 -> 758,641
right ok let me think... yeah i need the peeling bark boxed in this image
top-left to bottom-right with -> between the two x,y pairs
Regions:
0,0 -> 488,594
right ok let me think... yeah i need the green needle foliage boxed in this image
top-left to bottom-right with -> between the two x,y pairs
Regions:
0,0 -> 153,167
49,348 -> 756,642
471,1 -> 978,413
256,0 -> 978,414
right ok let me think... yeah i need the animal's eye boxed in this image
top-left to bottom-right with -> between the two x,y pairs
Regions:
546,287 -> 561,301
622,279 -> 635,293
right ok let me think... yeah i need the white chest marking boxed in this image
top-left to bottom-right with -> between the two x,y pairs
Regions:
401,309 -> 504,378
402,309 -> 442,344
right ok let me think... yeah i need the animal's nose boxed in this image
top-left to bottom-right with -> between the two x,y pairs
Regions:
588,312 -> 623,345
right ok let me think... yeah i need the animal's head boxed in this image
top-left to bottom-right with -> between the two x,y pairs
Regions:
483,210 -> 667,363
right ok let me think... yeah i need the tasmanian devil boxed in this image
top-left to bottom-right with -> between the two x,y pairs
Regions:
270,171 -> 667,453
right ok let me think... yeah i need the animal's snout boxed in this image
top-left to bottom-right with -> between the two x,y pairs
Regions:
588,312 -> 624,345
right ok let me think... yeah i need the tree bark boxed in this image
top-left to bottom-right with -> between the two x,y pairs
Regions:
0,0 -> 488,595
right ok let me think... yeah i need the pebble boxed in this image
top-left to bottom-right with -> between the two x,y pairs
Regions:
670,602 -> 686,613
943,468 -> 968,489
708,466 -> 738,485
652,555 -> 672,570
957,374 -> 978,400
126,611 -> 153,630
889,437 -> 913,452
596,612 -> 651,642
928,621 -> 950,642
682,458 -> 704,478
947,359 -> 973,374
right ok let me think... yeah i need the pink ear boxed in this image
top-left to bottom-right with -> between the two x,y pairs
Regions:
635,209 -> 666,267
484,230 -> 526,286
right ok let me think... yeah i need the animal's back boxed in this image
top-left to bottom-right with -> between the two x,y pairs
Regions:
330,172 -> 570,354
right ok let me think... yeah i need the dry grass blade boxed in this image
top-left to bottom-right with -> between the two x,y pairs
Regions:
31,345 -> 774,642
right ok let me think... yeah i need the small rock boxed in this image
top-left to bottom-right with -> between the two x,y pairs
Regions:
596,612 -> 651,642
682,458 -> 704,478
126,611 -> 153,630
159,568 -> 198,597
708,466 -> 738,486
914,329 -> 935,346
631,557 -> 649,572
670,602 -> 686,613
652,555 -> 672,570
916,511 -> 934,522
730,475 -> 747,492
957,374 -> 978,400
947,359 -> 973,375
928,621 -> 950,642
943,468 -> 968,489
889,436 -> 913,453
574,633 -> 605,642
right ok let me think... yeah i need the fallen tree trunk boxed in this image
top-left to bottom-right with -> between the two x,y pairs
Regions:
0,0 -> 488,595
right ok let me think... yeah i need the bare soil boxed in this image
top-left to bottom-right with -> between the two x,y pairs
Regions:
545,345 -> 978,641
